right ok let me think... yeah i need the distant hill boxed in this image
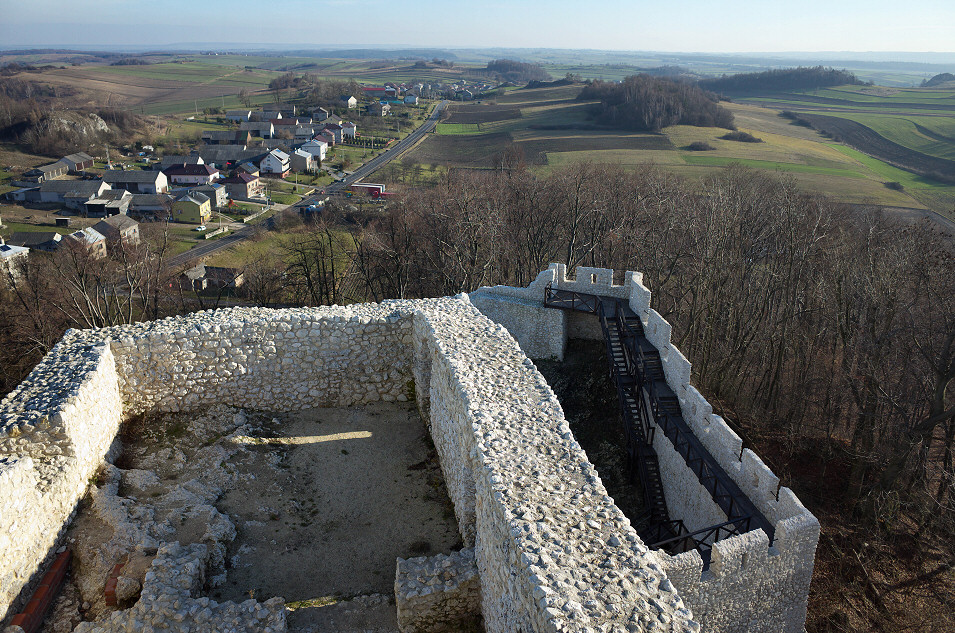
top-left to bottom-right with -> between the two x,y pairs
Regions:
921,72 -> 955,88
699,66 -> 865,94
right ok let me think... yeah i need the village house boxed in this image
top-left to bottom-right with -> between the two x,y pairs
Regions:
322,123 -> 344,144
179,263 -> 208,291
236,162 -> 259,177
259,149 -> 290,177
92,215 -> 140,249
202,130 -> 251,146
312,107 -> 330,121
340,96 -> 358,109
179,263 -> 246,293
342,121 -> 357,139
314,130 -> 334,146
366,102 -> 391,117
102,170 -> 168,194
7,231 -> 62,253
23,161 -> 69,184
158,155 -> 204,171
83,189 -> 133,218
362,87 -> 388,101
219,173 -> 263,200
172,192 -> 212,224
63,227 -> 107,259
253,110 -> 282,122
192,183 -> 228,209
258,138 -> 295,153
128,194 -> 174,220
225,110 -> 252,123
404,95 -> 419,105
197,146 -> 266,170
60,152 -> 95,173
293,126 -> 318,143
0,241 -> 29,286
300,138 -> 328,162
37,179 -> 110,209
240,121 -> 275,138
290,149 -> 315,173
163,163 -> 221,186
204,266 -> 245,290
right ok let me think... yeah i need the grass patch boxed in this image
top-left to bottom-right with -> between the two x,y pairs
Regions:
680,155 -> 868,177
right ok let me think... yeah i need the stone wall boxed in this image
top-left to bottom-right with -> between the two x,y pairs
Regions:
0,341 -> 123,623
415,298 -> 698,633
3,280 -> 801,633
473,265 -> 820,633
395,548 -> 481,632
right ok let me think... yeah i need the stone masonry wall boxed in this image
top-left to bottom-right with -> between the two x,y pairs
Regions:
2,293 -> 703,632
474,265 -> 821,633
0,341 -> 123,623
395,548 -> 481,632
416,298 -> 698,633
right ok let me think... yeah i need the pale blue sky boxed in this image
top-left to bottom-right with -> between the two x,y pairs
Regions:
1,0 -> 953,53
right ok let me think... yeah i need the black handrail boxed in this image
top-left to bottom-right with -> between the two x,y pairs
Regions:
543,284 -> 777,560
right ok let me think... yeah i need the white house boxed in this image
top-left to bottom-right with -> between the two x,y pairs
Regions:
342,121 -> 357,139
163,164 -> 220,186
404,95 -> 419,105
0,242 -> 29,286
260,149 -> 290,177
300,138 -> 328,162
340,96 -> 357,109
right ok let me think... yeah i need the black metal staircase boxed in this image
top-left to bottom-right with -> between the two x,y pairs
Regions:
544,282 -> 774,565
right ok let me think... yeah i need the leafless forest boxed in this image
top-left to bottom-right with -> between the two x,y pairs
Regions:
2,161 -> 953,631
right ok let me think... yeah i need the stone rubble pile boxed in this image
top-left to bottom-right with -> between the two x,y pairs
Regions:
72,542 -> 286,633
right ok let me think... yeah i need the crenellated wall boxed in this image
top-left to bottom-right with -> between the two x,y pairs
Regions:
474,265 -> 821,633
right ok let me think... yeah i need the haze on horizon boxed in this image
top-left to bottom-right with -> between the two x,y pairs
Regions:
1,0 -> 953,56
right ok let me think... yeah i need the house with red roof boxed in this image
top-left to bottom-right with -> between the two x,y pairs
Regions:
163,163 -> 221,186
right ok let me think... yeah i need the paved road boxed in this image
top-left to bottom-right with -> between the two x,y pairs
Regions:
298,100 -> 450,206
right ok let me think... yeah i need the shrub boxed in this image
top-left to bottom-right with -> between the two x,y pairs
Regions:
884,181 -> 904,191
720,131 -> 763,143
687,141 -> 716,151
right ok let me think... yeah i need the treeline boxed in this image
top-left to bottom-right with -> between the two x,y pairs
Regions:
261,72 -> 363,110
109,58 -> 150,66
0,62 -> 59,77
486,59 -> 550,84
699,65 -> 865,93
578,75 -> 735,131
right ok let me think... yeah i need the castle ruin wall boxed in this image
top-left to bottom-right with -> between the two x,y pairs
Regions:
473,265 -> 821,633
1,296 -> 700,632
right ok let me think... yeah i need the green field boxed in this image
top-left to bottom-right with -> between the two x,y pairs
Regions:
407,82 -> 955,216
799,112 -> 955,161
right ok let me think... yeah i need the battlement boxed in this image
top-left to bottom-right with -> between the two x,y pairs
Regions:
473,265 -> 821,633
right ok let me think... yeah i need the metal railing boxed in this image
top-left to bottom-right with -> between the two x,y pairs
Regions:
543,284 -> 777,565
